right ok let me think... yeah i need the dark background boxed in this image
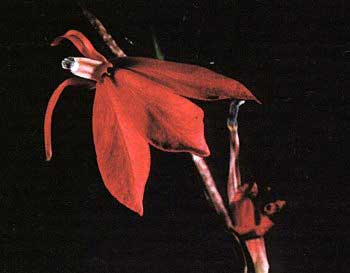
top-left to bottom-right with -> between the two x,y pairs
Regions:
2,0 -> 349,272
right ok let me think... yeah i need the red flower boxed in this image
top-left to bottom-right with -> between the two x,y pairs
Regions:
44,30 -> 259,215
230,183 -> 286,239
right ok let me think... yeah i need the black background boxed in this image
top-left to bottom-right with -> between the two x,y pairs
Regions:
2,1 -> 349,272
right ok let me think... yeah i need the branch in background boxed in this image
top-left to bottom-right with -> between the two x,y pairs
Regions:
80,5 -> 127,57
191,155 -> 234,229
191,154 -> 247,273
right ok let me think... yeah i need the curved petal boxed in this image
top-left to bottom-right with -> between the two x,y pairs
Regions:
93,83 -> 151,216
44,78 -> 94,161
98,70 -> 210,157
113,57 -> 260,103
51,30 -> 108,63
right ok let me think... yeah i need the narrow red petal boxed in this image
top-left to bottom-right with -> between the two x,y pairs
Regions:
44,78 -> 93,161
231,194 -> 256,229
230,183 -> 259,236
51,30 -> 108,63
255,216 -> 274,237
231,183 -> 275,238
116,57 -> 260,103
93,84 -> 151,215
99,70 -> 210,157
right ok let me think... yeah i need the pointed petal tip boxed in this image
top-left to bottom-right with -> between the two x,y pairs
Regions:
45,153 -> 52,162
118,199 -> 144,216
129,201 -> 144,217
255,97 -> 263,104
276,200 -> 287,209
122,202 -> 144,216
246,93 -> 262,104
198,148 -> 211,158
50,34 -> 67,47
50,30 -> 78,47
136,207 -> 144,216
50,39 -> 59,47
185,143 -> 210,158
120,200 -> 144,216
198,141 -> 211,157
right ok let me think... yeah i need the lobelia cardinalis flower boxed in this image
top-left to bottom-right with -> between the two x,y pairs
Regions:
229,182 -> 285,273
230,183 -> 286,239
44,30 -> 260,216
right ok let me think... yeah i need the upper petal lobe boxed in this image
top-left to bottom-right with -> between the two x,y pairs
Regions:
113,57 -> 260,102
98,70 -> 210,157
51,30 -> 108,63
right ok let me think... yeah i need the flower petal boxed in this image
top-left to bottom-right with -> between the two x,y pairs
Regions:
51,30 -> 108,63
93,83 -> 151,216
44,78 -> 94,161
230,183 -> 274,238
98,70 -> 210,157
113,57 -> 260,103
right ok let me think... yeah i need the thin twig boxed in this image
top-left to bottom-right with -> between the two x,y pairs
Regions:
191,155 -> 233,228
191,155 -> 248,273
80,5 -> 126,57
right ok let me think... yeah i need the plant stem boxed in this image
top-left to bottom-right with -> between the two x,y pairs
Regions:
191,154 -> 248,273
227,100 -> 270,273
80,4 -> 126,57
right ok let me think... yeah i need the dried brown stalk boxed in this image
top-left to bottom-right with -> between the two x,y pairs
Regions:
191,155 -> 233,227
80,5 -> 126,57
191,154 -> 248,273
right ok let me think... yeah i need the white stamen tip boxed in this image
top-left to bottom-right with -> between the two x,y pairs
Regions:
61,57 -> 75,70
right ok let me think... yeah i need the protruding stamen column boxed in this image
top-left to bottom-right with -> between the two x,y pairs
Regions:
61,57 -> 104,81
